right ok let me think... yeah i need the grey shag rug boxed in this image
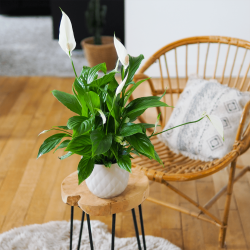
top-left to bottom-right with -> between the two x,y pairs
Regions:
0,15 -> 87,76
0,220 -> 181,250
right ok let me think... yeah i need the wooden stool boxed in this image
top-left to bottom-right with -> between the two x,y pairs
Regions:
61,167 -> 149,250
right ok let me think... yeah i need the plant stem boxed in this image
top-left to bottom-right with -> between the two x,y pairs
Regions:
149,116 -> 205,138
69,52 -> 78,78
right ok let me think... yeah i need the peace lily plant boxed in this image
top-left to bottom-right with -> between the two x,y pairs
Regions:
37,10 -> 224,187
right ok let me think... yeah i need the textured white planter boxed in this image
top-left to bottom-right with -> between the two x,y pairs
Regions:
86,163 -> 130,199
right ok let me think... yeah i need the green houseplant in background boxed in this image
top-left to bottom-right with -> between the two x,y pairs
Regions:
85,0 -> 107,45
81,0 -> 118,71
38,10 -> 224,199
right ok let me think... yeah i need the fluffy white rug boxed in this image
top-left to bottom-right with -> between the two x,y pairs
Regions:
0,220 -> 181,250
0,15 -> 87,76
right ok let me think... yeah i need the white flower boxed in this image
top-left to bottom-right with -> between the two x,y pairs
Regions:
154,113 -> 161,134
96,109 -> 106,125
58,10 -> 76,56
38,130 -> 49,136
203,112 -> 224,140
114,34 -> 129,69
115,73 -> 129,96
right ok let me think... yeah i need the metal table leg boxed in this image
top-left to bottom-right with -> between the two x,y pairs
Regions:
131,208 -> 142,250
139,205 -> 146,250
111,214 -> 116,250
77,211 -> 85,250
70,206 -> 74,250
87,214 -> 94,250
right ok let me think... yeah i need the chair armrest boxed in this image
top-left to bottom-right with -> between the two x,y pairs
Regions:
234,100 -> 250,155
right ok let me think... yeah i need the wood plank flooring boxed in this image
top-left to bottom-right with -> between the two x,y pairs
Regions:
0,76 -> 250,250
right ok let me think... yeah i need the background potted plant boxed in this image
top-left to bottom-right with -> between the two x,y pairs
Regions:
37,10 -> 223,199
81,0 -> 118,71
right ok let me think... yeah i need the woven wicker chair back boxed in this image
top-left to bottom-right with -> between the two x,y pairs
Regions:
135,36 -> 250,128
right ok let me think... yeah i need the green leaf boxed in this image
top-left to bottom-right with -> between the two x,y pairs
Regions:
117,154 -> 132,172
79,63 -> 107,85
154,150 -> 163,166
110,143 -> 119,161
124,96 -> 171,117
108,77 -> 119,93
67,116 -> 94,135
65,135 -> 92,155
126,133 -> 155,159
52,90 -> 82,115
83,91 -> 100,115
119,123 -> 143,137
90,130 -> 112,156
124,78 -> 149,104
59,151 -> 74,160
127,55 -> 144,83
107,91 -> 121,122
73,79 -> 89,117
77,157 -> 95,184
126,109 -> 146,122
87,63 -> 107,83
139,123 -> 157,129
57,126 -> 70,130
37,133 -> 69,158
54,139 -> 71,153
90,71 -> 116,89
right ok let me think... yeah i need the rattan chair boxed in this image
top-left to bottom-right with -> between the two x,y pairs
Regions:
131,36 -> 250,248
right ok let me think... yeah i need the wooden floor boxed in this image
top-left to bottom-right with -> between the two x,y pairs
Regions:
0,76 -> 250,250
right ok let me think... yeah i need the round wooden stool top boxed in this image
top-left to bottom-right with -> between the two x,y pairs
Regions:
61,167 -> 149,216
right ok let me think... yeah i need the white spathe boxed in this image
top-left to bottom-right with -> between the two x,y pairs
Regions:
206,114 -> 224,140
114,34 -> 129,69
96,108 -> 106,125
58,10 -> 76,56
0,220 -> 181,250
115,72 -> 129,96
86,163 -> 129,198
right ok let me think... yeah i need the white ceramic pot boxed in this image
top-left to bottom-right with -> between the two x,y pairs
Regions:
86,163 -> 130,199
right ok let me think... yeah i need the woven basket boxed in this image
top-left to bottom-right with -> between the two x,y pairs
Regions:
81,36 -> 118,71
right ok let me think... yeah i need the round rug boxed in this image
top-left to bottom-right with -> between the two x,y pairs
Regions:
0,220 -> 181,250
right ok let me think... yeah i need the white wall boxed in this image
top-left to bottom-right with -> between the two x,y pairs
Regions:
125,0 -> 250,78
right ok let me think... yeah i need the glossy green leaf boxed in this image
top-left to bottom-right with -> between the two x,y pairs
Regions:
77,157 -> 95,184
59,151 -> 74,160
90,130 -> 112,156
126,109 -> 146,122
125,96 -> 171,117
52,90 -> 82,115
65,135 -> 92,155
90,71 -> 116,89
67,116 -> 94,135
127,55 -> 144,83
83,91 -> 100,115
37,133 -> 69,158
117,154 -> 132,172
79,63 -> 107,85
124,78 -> 149,104
126,133 -> 155,159
119,123 -> 143,137
54,139 -> 71,153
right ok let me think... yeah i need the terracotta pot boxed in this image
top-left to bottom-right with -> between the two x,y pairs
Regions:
86,163 -> 130,199
81,36 -> 118,71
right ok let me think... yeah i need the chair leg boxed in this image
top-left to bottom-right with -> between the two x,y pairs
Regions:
70,206 -> 74,250
219,160 -> 236,248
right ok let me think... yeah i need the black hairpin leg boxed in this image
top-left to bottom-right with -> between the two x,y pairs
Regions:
111,214 -> 116,250
70,206 -> 74,250
87,214 -> 94,250
77,211 -> 85,250
131,208 -> 142,250
138,205 -> 146,250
